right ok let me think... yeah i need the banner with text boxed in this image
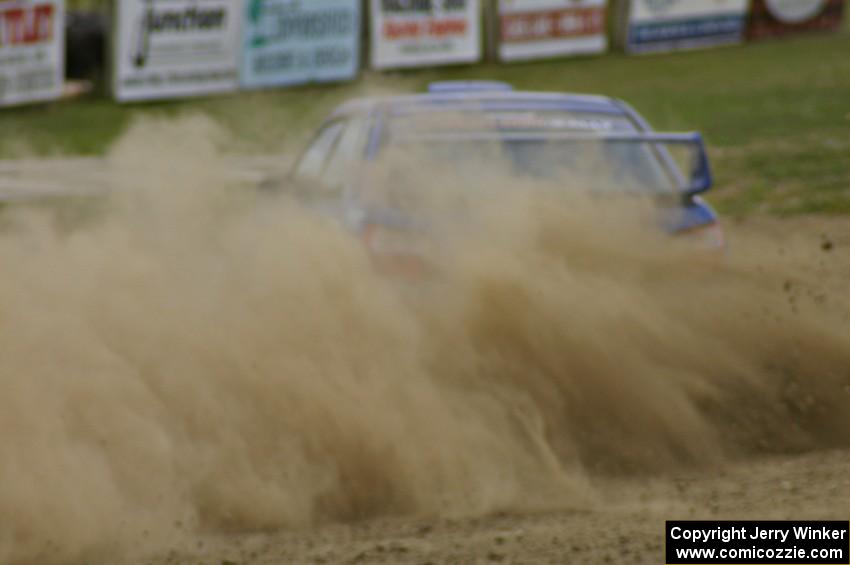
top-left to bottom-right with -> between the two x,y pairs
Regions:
623,0 -> 749,54
0,0 -> 64,107
241,0 -> 360,89
370,0 -> 481,70
748,0 -> 845,39
113,0 -> 242,102
497,0 -> 607,62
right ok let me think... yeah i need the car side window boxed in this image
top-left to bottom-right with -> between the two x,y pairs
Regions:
294,121 -> 345,182
320,116 -> 369,192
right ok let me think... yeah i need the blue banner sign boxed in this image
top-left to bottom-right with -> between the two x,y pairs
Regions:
623,0 -> 749,54
241,0 -> 360,89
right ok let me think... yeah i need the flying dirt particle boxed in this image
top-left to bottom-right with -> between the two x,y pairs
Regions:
820,235 -> 834,252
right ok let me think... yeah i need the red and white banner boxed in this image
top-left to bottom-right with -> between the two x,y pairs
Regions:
748,0 -> 846,39
370,0 -> 481,70
497,0 -> 607,62
0,0 -> 64,107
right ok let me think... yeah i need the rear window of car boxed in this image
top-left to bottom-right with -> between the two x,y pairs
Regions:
368,107 -> 680,198
387,108 -> 638,138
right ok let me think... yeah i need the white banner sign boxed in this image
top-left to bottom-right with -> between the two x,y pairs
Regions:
113,0 -> 242,102
624,0 -> 749,54
497,0 -> 608,62
764,0 -> 828,23
0,0 -> 64,107
370,0 -> 481,70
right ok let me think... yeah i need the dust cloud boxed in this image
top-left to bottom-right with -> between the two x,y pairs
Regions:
0,117 -> 847,564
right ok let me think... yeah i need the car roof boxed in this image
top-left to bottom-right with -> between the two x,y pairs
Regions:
330,90 -> 633,120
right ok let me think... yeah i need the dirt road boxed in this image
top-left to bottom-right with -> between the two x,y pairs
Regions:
124,449 -> 848,565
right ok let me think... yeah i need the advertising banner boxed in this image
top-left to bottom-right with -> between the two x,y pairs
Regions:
497,0 -> 608,62
0,0 -> 64,107
622,0 -> 750,54
241,0 -> 360,89
113,0 -> 242,102
370,0 -> 481,70
748,0 -> 845,39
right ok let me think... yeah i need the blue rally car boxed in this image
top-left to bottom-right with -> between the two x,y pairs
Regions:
282,81 -> 724,276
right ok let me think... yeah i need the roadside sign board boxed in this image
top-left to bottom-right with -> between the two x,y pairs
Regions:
241,0 -> 360,89
370,0 -> 481,70
0,0 -> 64,107
621,0 -> 750,54
748,0 -> 845,39
113,0 -> 242,102
497,0 -> 608,62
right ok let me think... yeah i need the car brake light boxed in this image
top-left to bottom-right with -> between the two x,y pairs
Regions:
361,223 -> 432,280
